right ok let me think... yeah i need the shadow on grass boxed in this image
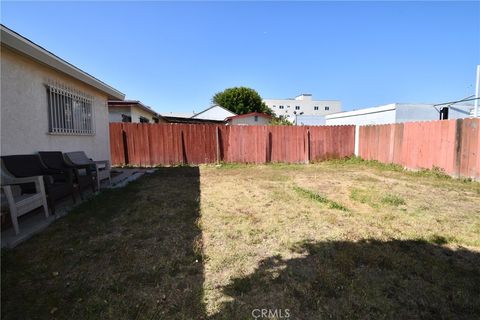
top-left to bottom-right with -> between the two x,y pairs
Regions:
2,167 -> 205,320
211,239 -> 480,320
3,167 -> 480,319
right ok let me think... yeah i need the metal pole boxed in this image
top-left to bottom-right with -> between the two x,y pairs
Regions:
474,65 -> 480,117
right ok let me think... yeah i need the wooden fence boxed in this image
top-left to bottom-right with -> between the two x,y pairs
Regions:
109,123 -> 355,166
358,118 -> 480,179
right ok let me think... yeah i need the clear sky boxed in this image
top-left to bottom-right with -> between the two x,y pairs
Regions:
2,1 -> 479,113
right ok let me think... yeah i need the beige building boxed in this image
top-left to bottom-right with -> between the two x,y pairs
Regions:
264,93 -> 341,123
108,100 -> 164,123
226,112 -> 272,125
1,25 -> 124,161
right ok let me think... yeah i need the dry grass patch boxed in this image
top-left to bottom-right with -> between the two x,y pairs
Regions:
2,160 -> 480,319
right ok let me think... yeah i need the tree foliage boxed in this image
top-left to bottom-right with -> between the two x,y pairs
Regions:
269,115 -> 292,126
212,87 -> 273,115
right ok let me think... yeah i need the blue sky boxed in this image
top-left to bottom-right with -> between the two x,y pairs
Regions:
2,1 -> 479,113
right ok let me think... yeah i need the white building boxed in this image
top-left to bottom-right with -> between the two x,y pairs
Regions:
108,100 -> 164,123
191,105 -> 236,121
226,112 -> 272,126
325,103 -> 473,126
1,25 -> 124,161
295,115 -> 326,126
263,93 -> 341,123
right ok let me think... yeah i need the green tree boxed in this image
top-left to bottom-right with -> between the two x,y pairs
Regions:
269,115 -> 292,126
212,87 -> 273,115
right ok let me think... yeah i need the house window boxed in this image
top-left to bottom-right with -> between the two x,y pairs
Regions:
254,115 -> 258,121
295,106 -> 300,110
314,106 -> 319,111
279,105 -> 284,109
139,116 -> 150,123
47,83 -> 94,134
273,105 -> 276,108
325,106 -> 330,111
121,114 -> 132,122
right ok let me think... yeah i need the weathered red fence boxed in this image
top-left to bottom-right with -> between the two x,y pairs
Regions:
109,123 -> 355,166
358,118 -> 480,179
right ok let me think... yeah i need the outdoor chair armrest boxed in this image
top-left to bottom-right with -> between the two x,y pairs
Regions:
93,160 -> 111,170
2,175 -> 44,186
1,175 -> 45,193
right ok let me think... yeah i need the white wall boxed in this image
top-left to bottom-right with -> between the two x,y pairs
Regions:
1,46 -> 111,161
326,103 -> 474,127
326,104 -> 397,126
396,103 -> 472,122
264,97 -> 341,122
295,115 -> 326,126
130,106 -> 159,123
230,116 -> 270,125
109,106 -> 130,122
193,106 -> 236,121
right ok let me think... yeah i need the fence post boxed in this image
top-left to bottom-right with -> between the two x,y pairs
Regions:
216,126 -> 221,164
454,118 -> 463,178
305,128 -> 310,164
122,127 -> 129,165
354,125 -> 360,157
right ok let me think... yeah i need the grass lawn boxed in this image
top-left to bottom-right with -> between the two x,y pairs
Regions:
2,159 -> 480,319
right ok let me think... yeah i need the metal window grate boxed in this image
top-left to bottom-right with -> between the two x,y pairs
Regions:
46,81 -> 94,135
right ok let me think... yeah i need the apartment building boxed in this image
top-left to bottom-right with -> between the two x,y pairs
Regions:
263,93 -> 341,122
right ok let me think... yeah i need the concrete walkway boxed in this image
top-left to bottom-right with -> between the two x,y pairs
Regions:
1,168 -> 155,248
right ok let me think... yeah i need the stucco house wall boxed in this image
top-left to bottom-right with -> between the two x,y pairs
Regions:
130,107 -> 160,123
109,106 -> 130,122
230,115 -> 270,125
1,45 -> 112,161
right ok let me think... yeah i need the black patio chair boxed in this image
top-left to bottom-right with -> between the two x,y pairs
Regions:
1,154 -> 75,214
39,151 -> 96,199
64,151 -> 111,190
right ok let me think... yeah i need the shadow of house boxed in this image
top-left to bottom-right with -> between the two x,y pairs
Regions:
211,239 -> 480,320
2,167 -> 205,320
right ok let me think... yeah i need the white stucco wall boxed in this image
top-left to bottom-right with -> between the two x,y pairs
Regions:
230,115 -> 270,125
109,106 -> 130,122
1,46 -> 111,161
130,106 -> 159,123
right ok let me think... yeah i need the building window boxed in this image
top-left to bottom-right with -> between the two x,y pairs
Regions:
254,115 -> 258,121
121,114 -> 132,122
139,116 -> 150,123
279,105 -> 284,109
47,83 -> 94,135
295,106 -> 300,110
325,106 -> 330,111
287,105 -> 290,108
272,105 -> 276,108
314,106 -> 319,111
